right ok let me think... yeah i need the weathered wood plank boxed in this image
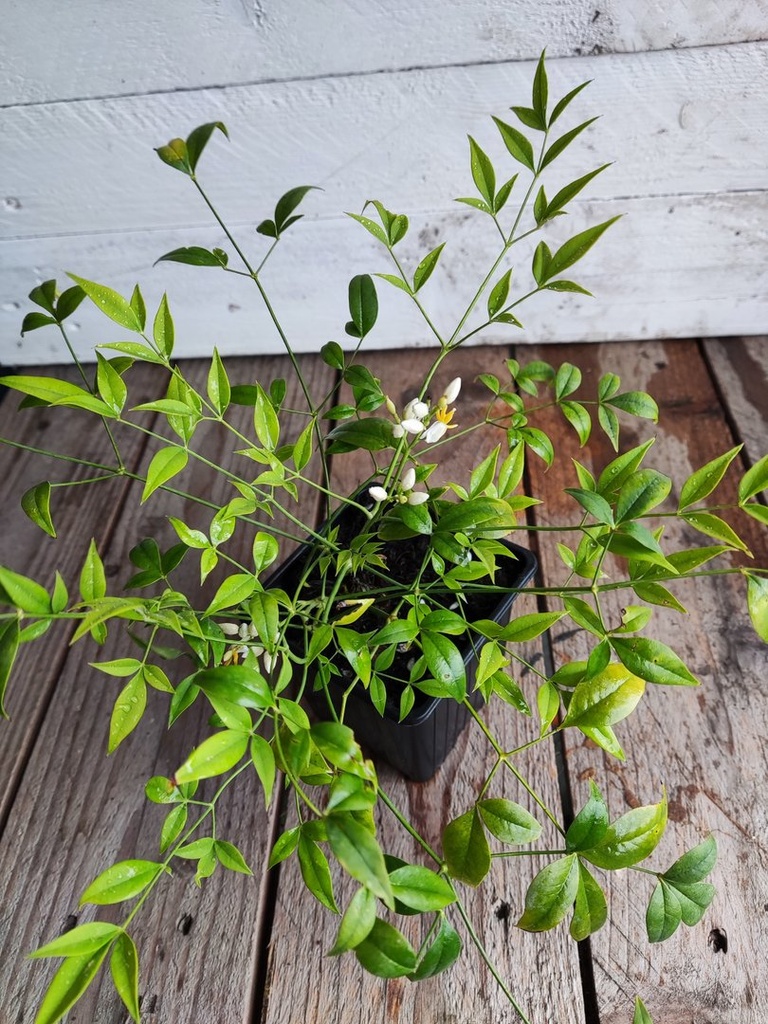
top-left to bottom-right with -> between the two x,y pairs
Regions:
3,1 -> 766,107
4,44 -> 766,241
702,335 -> 768,468
523,340 -> 768,1023
0,362 -> 161,825
0,354 -> 334,1021
261,346 -> 586,1023
5,190 -> 768,365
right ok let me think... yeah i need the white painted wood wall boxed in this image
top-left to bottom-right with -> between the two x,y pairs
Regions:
2,1 -> 767,364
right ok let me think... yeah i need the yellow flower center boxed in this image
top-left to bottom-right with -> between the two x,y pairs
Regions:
435,406 -> 456,425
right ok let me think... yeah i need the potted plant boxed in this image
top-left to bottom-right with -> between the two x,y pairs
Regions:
1,53 -> 766,1024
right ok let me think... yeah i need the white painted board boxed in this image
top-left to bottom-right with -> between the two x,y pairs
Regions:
2,0 -> 767,105
4,192 -> 767,365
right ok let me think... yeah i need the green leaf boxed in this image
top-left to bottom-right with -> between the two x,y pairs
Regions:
174,730 -> 249,784
563,664 -> 645,730
388,865 -> 455,911
0,374 -> 101,408
584,796 -> 668,870
665,835 -> 717,885
98,341 -> 166,365
545,217 -> 621,282
206,348 -> 230,414
375,272 -> 411,293
141,447 -> 188,503
160,805 -> 188,852
21,312 -> 56,334
493,118 -> 535,172
607,390 -> 659,421
329,887 -> 377,955
565,487 -> 614,526
355,918 -> 417,978
746,573 -> 768,642
0,565 -> 51,616
410,916 -> 463,980
477,799 -> 541,845
421,632 -> 466,699
108,674 -> 147,753
498,611 -> 564,643
346,274 -> 378,339
511,105 -> 544,131
645,878 -> 684,942
67,274 -> 141,332
95,353 -> 127,415
550,79 -> 591,124
413,243 -> 445,292
21,481 -> 56,538
155,246 -> 227,268
570,861 -> 608,941
293,420 -> 314,470
185,121 -> 228,171
468,136 -> 496,205
442,809 -> 490,887
204,573 -> 256,617
80,860 -> 164,906
0,618 -> 19,717
487,269 -> 513,318
346,212 -> 389,246
541,117 -> 598,170
214,839 -> 252,875
29,279 -> 58,314
678,446 -> 741,510
273,184 -> 319,234
110,932 -> 140,1022
152,293 -> 175,358
545,164 -> 610,219
633,997 -> 654,1024
615,470 -> 671,522
598,403 -> 620,450
610,637 -> 699,687
249,590 -> 280,648
560,401 -> 592,445
252,532 -> 280,574
517,855 -> 579,931
34,948 -> 110,1024
326,814 -> 394,909
739,453 -> 768,502
251,735 -> 276,807
30,922 -> 121,959
532,50 -> 548,124
56,285 -> 86,321
252,383 -> 280,450
681,511 -> 750,553
78,538 -> 106,603
566,781 -> 609,852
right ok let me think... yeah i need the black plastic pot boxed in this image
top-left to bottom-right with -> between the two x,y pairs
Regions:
267,509 -> 537,781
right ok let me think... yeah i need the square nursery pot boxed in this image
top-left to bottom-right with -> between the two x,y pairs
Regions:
267,503 -> 537,781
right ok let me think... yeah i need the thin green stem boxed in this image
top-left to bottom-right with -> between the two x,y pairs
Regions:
454,899 -> 533,1024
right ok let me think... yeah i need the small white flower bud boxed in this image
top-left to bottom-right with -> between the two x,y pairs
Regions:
220,622 -> 240,636
368,485 -> 389,502
401,466 -> 416,491
400,418 -> 426,435
407,490 -> 429,505
392,424 -> 405,439
411,400 -> 429,420
403,399 -> 419,420
424,421 -> 448,444
385,396 -> 397,416
442,377 -> 462,404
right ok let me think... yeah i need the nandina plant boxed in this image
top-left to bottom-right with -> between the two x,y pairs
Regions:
1,54 -> 766,1024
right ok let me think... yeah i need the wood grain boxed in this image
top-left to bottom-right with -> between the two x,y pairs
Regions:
3,1 -> 766,106
261,346 -> 586,1023
702,336 -> 768,469
0,354 -> 335,1022
523,340 -> 768,1023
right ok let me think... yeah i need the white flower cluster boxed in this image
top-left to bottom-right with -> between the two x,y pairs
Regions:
220,621 -> 276,670
369,377 -> 461,505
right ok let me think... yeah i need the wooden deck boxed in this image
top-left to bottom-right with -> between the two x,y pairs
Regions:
0,337 -> 766,1024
